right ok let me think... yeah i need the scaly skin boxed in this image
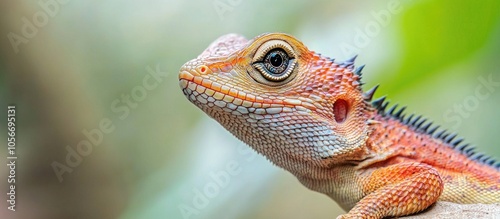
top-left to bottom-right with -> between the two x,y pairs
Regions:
178,33 -> 500,218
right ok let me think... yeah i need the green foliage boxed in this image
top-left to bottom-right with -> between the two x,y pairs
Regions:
386,0 -> 500,92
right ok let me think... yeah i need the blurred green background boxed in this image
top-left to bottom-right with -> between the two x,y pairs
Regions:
1,0 -> 500,219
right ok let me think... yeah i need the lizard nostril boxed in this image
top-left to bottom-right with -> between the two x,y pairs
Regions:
196,65 -> 211,75
333,99 -> 349,123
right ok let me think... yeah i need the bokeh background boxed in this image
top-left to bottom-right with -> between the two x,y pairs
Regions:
1,0 -> 500,219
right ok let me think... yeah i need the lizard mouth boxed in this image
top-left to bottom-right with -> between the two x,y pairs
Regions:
178,70 -> 224,105
179,69 -> 316,117
179,70 -> 268,111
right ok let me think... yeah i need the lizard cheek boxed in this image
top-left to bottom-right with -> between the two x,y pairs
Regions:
333,99 -> 349,123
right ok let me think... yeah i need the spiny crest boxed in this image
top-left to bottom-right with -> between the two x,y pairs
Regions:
333,55 -> 365,87
338,55 -> 358,68
366,86 -> 500,170
363,84 -> 379,101
354,64 -> 365,76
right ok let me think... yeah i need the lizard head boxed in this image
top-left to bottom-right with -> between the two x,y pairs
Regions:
179,33 -> 373,169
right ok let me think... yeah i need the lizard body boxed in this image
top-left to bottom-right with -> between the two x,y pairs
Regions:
178,33 -> 500,218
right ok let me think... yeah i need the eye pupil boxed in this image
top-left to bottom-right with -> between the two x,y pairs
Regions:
263,49 -> 289,75
270,52 -> 283,67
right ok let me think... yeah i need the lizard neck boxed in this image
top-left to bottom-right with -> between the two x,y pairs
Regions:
294,164 -> 364,211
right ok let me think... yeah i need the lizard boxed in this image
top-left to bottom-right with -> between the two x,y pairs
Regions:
178,32 -> 500,218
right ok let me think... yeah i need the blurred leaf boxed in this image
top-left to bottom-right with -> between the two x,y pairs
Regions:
385,0 -> 500,93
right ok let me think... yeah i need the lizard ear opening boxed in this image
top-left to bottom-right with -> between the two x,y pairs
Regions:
249,40 -> 298,85
333,99 -> 349,123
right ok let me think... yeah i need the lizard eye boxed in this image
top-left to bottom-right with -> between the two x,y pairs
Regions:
251,40 -> 297,83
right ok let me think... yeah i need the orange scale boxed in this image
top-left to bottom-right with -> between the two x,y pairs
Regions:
193,77 -> 203,85
263,99 -> 274,104
272,99 -> 284,104
228,89 -> 239,97
201,79 -> 212,88
237,92 -> 247,100
211,82 -> 222,92
255,97 -> 265,103
245,94 -> 256,102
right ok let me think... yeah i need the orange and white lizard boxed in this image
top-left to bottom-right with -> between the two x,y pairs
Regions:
178,33 -> 500,218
